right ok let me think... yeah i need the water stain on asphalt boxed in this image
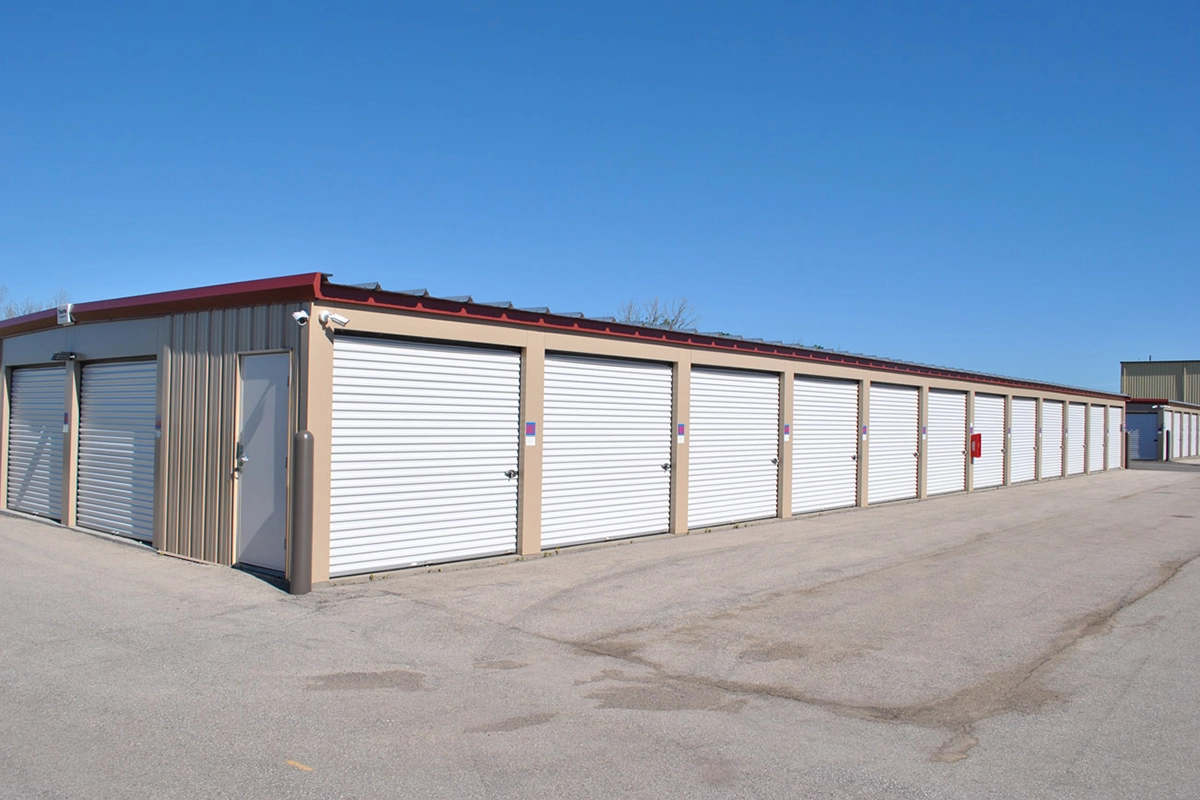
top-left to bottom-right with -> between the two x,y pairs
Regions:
474,659 -> 528,670
307,669 -> 426,691
467,712 -> 557,733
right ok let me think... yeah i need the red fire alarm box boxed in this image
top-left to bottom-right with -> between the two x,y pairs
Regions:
970,433 -> 982,460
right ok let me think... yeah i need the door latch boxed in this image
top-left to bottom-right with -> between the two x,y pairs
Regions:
771,457 -> 779,466
504,469 -> 519,479
661,463 -> 671,471
234,442 -> 250,475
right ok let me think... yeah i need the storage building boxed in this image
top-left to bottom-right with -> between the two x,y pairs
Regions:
0,274 -> 1128,591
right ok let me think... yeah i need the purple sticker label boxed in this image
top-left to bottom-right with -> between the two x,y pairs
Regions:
525,422 -> 536,436
677,424 -> 685,436
783,424 -> 791,435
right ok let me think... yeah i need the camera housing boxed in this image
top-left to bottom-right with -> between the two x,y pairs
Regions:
292,310 -> 309,326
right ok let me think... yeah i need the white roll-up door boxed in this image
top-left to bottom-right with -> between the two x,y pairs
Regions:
688,368 -> 779,528
1010,398 -> 1037,483
792,376 -> 859,514
1067,403 -> 1086,475
542,354 -> 671,548
76,361 -> 157,541
925,390 -> 966,496
1087,405 -> 1105,472
5,366 -> 65,519
1041,400 -> 1064,478
972,394 -> 1005,489
868,384 -> 918,504
1173,412 -> 1183,459
329,336 -> 520,576
1191,414 -> 1198,457
1106,407 -> 1123,469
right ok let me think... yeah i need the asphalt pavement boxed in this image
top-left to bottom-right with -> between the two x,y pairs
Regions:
2,462 -> 1198,798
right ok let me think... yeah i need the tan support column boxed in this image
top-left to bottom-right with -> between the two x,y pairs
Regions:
1003,395 -> 1013,485
965,390 -> 975,492
917,386 -> 929,499
670,357 -> 691,533
857,380 -> 870,507
304,316 -> 335,584
1034,398 -> 1043,481
62,360 -> 81,525
516,333 -> 544,555
778,372 -> 792,518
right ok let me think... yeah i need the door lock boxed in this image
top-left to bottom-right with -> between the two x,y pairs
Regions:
234,443 -> 250,474
771,457 -> 779,466
504,469 -> 519,479
661,463 -> 671,471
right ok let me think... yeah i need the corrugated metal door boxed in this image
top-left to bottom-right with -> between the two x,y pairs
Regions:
76,361 -> 157,541
1010,398 -> 1037,483
972,394 -> 1005,489
792,376 -> 859,514
1173,412 -> 1183,459
868,384 -> 918,504
542,354 -> 671,548
925,390 -> 966,496
1087,405 -> 1105,472
1125,413 -> 1157,460
688,368 -> 779,528
1067,403 -> 1086,474
1041,400 -> 1064,478
1106,407 -> 1122,469
5,366 -> 65,519
329,336 -> 520,576
1191,414 -> 1198,457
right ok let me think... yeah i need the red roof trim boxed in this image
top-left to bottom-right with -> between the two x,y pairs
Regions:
315,280 -> 1127,402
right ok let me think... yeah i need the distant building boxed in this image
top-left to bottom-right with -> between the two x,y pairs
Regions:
1121,360 -> 1200,404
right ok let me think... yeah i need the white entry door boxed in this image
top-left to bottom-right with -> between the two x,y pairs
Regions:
1040,400 -> 1064,478
926,390 -> 966,496
542,354 -> 672,548
5,365 -> 65,519
792,376 -> 859,513
235,353 -> 290,573
868,384 -> 919,504
1010,398 -> 1037,483
972,394 -> 1005,489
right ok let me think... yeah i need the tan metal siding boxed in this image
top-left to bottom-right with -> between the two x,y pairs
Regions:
160,305 -> 301,564
1121,362 -> 1199,403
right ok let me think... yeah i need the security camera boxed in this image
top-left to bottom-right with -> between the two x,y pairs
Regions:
292,310 -> 309,326
319,311 -> 350,328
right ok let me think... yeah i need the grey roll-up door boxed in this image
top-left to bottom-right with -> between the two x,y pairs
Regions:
972,394 -> 1005,489
1087,405 -> 1105,472
926,390 -> 966,496
542,354 -> 671,548
76,361 -> 158,541
688,367 -> 779,528
1125,413 -> 1157,460
1041,400 -> 1064,478
5,365 -> 65,519
1010,398 -> 1037,483
867,384 -> 918,504
329,336 -> 520,576
792,376 -> 859,514
1066,403 -> 1086,475
1106,407 -> 1123,469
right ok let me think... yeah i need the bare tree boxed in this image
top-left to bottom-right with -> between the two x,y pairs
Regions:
0,285 -> 70,320
616,296 -> 699,330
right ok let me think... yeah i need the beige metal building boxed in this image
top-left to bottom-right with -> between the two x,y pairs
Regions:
1121,360 -> 1200,405
1,274 -> 1128,592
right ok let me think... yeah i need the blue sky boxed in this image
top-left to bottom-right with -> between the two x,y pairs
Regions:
2,2 -> 1196,392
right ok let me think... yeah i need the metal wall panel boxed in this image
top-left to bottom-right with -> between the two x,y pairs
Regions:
972,394 -> 1005,489
1087,405 -> 1105,472
161,305 -> 302,564
1010,398 -> 1037,483
688,368 -> 779,528
792,376 -> 859,513
1041,400 -> 1064,478
542,354 -> 671,548
1066,403 -> 1086,475
329,336 -> 520,575
1106,407 -> 1123,469
925,390 -> 966,496
77,361 -> 157,541
5,365 -> 65,519
868,384 -> 918,504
